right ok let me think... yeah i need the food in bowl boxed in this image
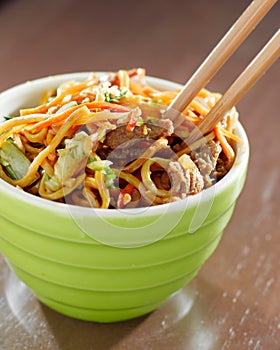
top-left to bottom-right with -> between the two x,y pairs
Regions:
0,68 -> 241,209
0,72 -> 249,322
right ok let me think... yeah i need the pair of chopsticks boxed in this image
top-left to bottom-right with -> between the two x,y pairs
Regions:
166,0 -> 279,144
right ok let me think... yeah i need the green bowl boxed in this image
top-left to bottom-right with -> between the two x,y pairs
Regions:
0,73 -> 249,322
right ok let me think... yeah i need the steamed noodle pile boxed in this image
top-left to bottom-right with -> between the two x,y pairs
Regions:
0,68 -> 241,209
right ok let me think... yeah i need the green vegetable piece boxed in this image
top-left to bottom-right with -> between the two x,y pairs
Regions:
87,158 -> 116,188
2,115 -> 19,121
104,87 -> 128,103
103,167 -> 116,188
0,141 -> 31,179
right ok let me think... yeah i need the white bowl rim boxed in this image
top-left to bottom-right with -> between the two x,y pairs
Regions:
0,72 -> 249,218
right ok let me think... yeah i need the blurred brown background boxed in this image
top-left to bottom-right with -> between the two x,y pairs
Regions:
0,0 -> 278,89
0,0 -> 279,349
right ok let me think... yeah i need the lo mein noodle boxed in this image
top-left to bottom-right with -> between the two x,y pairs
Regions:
0,68 -> 241,209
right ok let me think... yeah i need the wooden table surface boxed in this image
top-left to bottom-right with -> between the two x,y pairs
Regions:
0,0 -> 279,349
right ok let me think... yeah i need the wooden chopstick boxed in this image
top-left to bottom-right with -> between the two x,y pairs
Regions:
186,29 -> 280,144
166,0 -> 278,117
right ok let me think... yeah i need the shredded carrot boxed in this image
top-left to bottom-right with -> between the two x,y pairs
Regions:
214,125 -> 235,166
117,183 -> 135,208
226,115 -> 233,132
20,79 -> 98,116
188,98 -> 209,117
219,126 -> 243,144
29,102 -> 130,132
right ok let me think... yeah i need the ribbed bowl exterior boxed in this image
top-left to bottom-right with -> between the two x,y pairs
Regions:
0,210 -> 232,322
0,74 -> 249,322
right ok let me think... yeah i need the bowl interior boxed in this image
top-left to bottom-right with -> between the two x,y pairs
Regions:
0,73 -> 249,247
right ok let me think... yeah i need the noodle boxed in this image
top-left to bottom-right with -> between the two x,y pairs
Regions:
214,125 -> 235,167
123,138 -> 169,173
141,158 -> 171,198
0,68 -> 241,209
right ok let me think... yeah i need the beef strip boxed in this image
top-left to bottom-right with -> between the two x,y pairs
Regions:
104,120 -> 173,150
101,119 -> 174,167
191,140 -> 222,187
214,156 -> 229,179
106,139 -> 153,166
167,161 -> 204,199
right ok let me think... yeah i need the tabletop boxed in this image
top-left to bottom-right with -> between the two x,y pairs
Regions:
0,0 -> 279,349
